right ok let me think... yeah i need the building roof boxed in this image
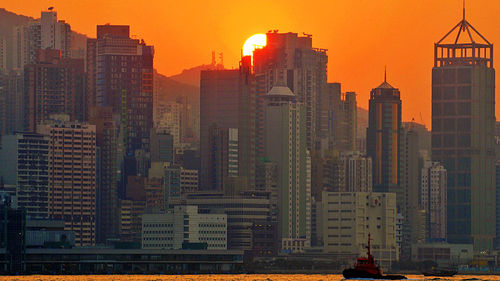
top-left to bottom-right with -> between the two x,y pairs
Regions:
266,86 -> 295,97
376,81 -> 395,89
437,5 -> 491,46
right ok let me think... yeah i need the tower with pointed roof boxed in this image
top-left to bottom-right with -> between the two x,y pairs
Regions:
367,72 -> 402,197
431,5 -> 495,250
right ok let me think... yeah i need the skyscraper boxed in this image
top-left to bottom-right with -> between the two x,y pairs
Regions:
431,10 -> 495,250
199,56 -> 256,191
253,31 -> 328,153
87,25 -> 154,167
366,75 -> 402,205
40,10 -> 71,59
326,83 -> 358,152
263,86 -> 311,253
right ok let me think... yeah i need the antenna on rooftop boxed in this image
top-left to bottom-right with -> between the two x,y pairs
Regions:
384,66 -> 387,83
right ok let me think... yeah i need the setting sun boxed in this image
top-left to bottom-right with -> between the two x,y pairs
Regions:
242,33 -> 266,57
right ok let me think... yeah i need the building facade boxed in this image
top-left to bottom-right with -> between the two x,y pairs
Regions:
322,191 -> 398,268
263,86 -> 311,252
37,121 -> 97,246
431,13 -> 495,250
142,205 -> 227,250
421,161 -> 447,240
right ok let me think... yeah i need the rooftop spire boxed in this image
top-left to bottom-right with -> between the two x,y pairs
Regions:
384,66 -> 387,82
463,0 -> 466,21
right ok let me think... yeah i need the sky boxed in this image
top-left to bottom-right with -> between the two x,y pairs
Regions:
3,0 -> 500,127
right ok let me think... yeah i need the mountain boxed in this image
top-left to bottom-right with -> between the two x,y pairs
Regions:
168,64 -> 221,87
155,71 -> 199,104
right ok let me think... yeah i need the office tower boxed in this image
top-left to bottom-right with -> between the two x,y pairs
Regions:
432,11 -> 495,250
150,128 -> 174,164
0,133 -> 49,219
263,86 -> 311,253
366,75 -> 402,208
24,49 -> 86,131
37,121 -> 97,246
253,31 -> 327,153
326,83 -> 358,151
89,106 -> 119,243
118,198 -> 145,242
323,151 -> 372,192
199,56 -> 255,191
322,191 -> 398,269
205,126 -> 239,192
87,25 -> 154,165
421,161 -> 447,240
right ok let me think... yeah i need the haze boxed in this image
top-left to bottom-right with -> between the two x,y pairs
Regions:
4,0 -> 500,126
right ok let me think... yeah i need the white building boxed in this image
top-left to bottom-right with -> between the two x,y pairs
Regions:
142,205 -> 227,250
322,191 -> 398,268
421,160 -> 447,240
40,10 -> 71,58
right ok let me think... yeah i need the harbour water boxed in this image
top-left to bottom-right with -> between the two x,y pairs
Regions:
0,275 -> 498,281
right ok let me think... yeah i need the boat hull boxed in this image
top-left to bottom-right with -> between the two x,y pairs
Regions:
343,268 -> 407,280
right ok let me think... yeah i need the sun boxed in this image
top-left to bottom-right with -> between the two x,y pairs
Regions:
243,34 -> 267,57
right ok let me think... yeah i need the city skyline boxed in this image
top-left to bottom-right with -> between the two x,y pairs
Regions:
2,0 -> 500,127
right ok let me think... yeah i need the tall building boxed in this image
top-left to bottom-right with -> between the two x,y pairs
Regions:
87,25 -> 154,171
0,133 -> 49,219
0,37 -> 6,74
421,160 -> 447,240
37,121 -> 97,246
366,75 -> 403,209
40,10 -> 71,59
89,106 -> 119,243
253,31 -> 328,152
431,10 -> 495,250
326,83 -> 358,151
199,56 -> 256,191
263,86 -> 311,252
323,151 -> 372,192
24,49 -> 86,131
322,191 -> 398,269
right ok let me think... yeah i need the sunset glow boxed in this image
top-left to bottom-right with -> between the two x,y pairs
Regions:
242,33 -> 266,57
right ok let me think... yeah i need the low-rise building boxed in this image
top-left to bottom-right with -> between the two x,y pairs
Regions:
142,205 -> 227,250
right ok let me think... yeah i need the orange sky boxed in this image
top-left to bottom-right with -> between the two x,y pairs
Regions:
3,0 -> 500,127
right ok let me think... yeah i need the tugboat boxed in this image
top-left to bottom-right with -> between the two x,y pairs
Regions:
343,234 -> 406,280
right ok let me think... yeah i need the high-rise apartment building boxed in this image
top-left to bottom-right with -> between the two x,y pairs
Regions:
24,49 -> 86,131
0,133 -> 49,219
40,10 -> 71,59
326,83 -> 358,151
263,86 -> 311,252
37,121 -> 97,246
323,151 -> 372,192
431,11 -> 495,250
421,160 -> 447,240
87,25 -> 154,161
253,31 -> 328,152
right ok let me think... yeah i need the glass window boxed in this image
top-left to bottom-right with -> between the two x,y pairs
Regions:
444,69 -> 456,84
457,86 -> 471,99
458,68 -> 472,84
444,87 -> 455,99
443,103 -> 455,116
